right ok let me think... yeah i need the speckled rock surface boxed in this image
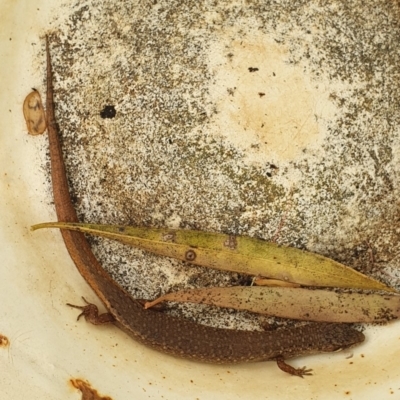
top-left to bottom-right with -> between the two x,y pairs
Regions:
40,0 -> 400,329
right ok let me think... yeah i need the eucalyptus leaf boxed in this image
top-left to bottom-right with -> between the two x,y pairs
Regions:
31,222 -> 396,292
145,286 -> 400,323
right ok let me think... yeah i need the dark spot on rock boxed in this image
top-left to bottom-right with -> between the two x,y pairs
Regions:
100,105 -> 116,119
248,67 -> 259,72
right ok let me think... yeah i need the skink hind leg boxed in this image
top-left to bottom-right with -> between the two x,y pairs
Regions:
67,297 -> 115,325
275,356 -> 313,378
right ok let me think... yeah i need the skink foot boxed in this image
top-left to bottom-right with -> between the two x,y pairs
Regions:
67,296 -> 115,325
276,356 -> 313,378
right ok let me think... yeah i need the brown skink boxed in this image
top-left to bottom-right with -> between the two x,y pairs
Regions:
43,35 -> 364,377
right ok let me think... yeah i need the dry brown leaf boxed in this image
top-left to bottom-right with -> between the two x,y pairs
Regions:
145,286 -> 400,323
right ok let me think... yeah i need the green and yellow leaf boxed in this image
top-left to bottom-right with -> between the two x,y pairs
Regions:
31,222 -> 396,292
